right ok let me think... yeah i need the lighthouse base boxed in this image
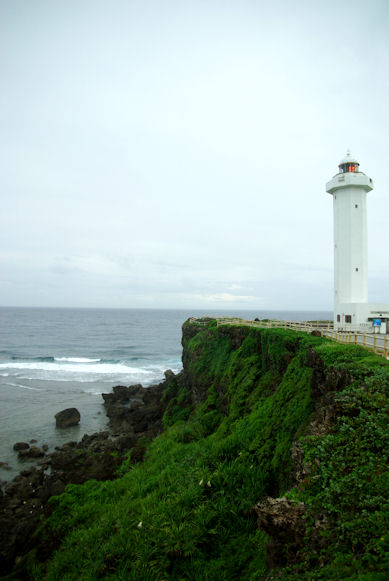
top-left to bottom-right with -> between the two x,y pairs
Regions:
334,302 -> 389,333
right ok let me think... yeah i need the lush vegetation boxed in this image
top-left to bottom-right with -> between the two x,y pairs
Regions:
281,359 -> 389,579
26,321 -> 388,580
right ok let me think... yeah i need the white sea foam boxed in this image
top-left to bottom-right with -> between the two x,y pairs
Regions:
0,358 -> 182,386
83,388 -> 105,395
54,357 -> 101,363
0,361 -> 148,374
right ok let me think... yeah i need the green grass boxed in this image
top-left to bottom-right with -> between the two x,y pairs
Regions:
28,322 -> 389,580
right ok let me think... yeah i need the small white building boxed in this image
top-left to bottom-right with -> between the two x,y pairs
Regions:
326,152 -> 389,334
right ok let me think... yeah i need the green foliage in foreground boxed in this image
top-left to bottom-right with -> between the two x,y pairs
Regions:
280,368 -> 389,580
31,324 -> 389,580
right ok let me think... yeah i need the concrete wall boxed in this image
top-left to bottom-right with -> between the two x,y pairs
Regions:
334,302 -> 389,333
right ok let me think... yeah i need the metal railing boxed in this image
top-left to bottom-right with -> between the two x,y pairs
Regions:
188,317 -> 388,359
323,328 -> 388,359
216,317 -> 333,333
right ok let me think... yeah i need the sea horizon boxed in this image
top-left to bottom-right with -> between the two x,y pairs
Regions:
0,305 -> 333,315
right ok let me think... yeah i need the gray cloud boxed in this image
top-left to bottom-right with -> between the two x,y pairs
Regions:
1,0 -> 388,309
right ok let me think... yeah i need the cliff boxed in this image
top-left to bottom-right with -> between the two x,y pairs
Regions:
4,319 -> 389,580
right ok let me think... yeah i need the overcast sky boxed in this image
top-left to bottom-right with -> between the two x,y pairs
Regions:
1,0 -> 388,310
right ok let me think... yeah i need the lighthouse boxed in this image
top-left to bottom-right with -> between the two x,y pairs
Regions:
326,152 -> 389,333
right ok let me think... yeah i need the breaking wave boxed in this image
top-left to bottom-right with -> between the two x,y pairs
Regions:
54,357 -> 101,363
0,356 -> 182,384
0,360 -> 148,374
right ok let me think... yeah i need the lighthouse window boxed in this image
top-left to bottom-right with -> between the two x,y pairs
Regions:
340,163 -> 359,173
356,267 -> 359,272
345,315 -> 352,323
355,204 -> 358,208
337,314 -> 340,322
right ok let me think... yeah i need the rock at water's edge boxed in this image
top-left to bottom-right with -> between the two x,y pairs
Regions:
55,408 -> 81,428
13,442 -> 29,451
18,446 -> 45,459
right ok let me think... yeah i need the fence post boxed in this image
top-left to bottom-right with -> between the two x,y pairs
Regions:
384,335 -> 388,359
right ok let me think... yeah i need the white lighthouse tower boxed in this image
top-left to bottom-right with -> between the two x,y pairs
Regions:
326,152 -> 389,333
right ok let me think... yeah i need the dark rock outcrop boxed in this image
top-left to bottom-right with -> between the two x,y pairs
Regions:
310,329 -> 322,337
18,445 -> 45,459
0,430 -> 132,574
102,370 -> 182,437
306,347 -> 349,397
55,407 -> 81,428
13,442 -> 29,452
254,496 -> 306,567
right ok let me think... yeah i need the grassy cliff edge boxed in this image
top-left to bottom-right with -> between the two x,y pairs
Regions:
21,319 -> 389,580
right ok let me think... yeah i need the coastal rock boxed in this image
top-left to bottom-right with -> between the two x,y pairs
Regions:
254,497 -> 306,567
113,433 -> 137,451
13,442 -> 29,452
0,430 -> 129,574
0,462 -> 12,471
102,384 -> 143,405
18,446 -> 45,459
29,446 -> 45,458
102,372 -> 182,436
164,369 -> 175,381
254,496 -> 306,536
55,408 -> 81,428
306,348 -> 349,397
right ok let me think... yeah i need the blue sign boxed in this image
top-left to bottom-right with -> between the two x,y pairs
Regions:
373,318 -> 381,326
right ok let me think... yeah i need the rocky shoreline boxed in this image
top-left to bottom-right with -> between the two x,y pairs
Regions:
0,369 -> 182,577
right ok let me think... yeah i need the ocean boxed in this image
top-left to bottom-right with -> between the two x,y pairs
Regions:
0,307 -> 331,480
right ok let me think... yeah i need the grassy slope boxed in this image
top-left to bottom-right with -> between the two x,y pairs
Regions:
30,323 -> 388,580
